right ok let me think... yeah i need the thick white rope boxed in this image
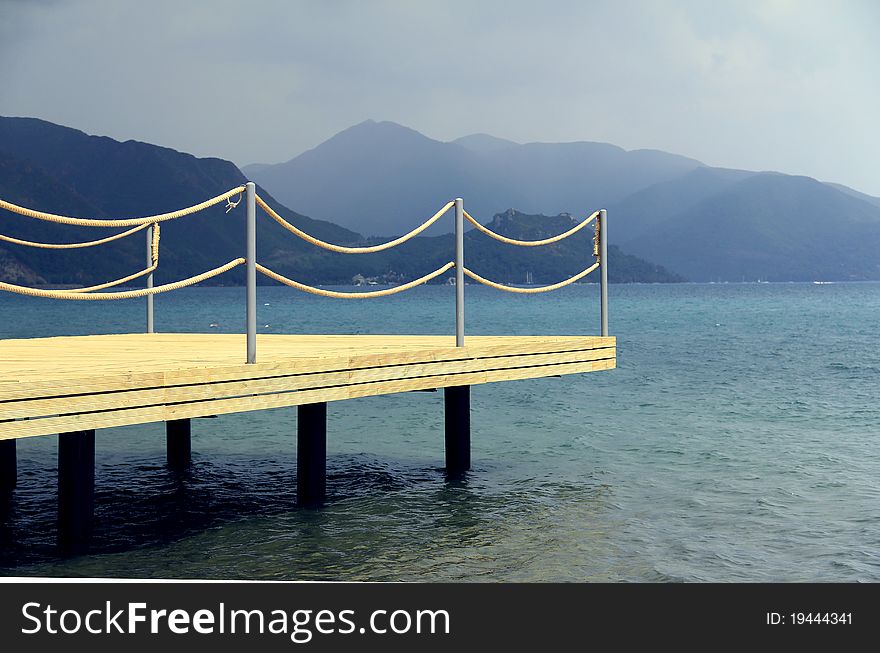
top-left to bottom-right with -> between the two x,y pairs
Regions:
462,261 -> 600,293
256,194 -> 454,254
67,263 -> 157,293
0,258 -> 244,300
256,262 -> 455,298
0,222 -> 150,249
0,186 -> 246,227
463,209 -> 599,246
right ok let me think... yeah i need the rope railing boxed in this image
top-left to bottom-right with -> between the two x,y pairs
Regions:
0,186 -> 245,227
66,224 -> 161,293
463,261 -> 600,294
0,182 -> 609,361
67,264 -> 157,294
0,222 -> 151,249
256,194 -> 454,254
0,221 -> 162,295
256,261 -> 455,299
463,209 -> 599,247
0,258 -> 245,301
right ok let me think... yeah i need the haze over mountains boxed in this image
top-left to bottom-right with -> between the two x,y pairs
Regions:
0,117 -> 678,287
3,116 -> 880,286
247,119 -> 880,281
613,170 -> 880,281
244,120 -> 701,238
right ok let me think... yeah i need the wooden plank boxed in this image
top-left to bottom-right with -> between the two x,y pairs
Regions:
0,333 -> 615,440
0,334 -> 614,400
0,358 -> 615,440
1,347 -> 615,419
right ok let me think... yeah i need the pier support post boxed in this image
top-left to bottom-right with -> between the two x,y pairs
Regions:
444,386 -> 470,477
246,181 -> 257,364
166,419 -> 192,469
297,402 -> 327,508
146,224 -> 154,334
446,198 -> 471,477
58,430 -> 95,552
454,197 -> 465,346
0,440 -> 15,494
599,208 -> 608,337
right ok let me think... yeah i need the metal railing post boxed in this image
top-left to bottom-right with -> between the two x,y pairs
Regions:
454,197 -> 464,346
146,225 -> 154,333
246,182 -> 257,363
599,208 -> 608,337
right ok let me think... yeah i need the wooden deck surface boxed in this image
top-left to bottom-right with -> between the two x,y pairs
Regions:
0,333 -> 615,440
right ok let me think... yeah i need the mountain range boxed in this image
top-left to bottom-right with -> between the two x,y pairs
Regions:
247,120 -> 880,281
0,117 -> 679,287
244,119 -> 701,238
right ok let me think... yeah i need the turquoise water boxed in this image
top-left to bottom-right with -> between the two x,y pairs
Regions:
1,282 -> 878,581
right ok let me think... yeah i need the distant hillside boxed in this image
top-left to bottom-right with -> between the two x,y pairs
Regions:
0,116 -> 360,286
621,173 -> 880,281
259,208 -> 683,286
0,117 -> 680,287
243,119 -> 702,236
458,209 -> 683,284
606,166 -> 755,244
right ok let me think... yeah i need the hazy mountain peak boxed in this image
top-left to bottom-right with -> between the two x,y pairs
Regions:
452,133 -> 518,153
247,119 -> 704,235
269,119 -> 447,172
332,118 -> 438,144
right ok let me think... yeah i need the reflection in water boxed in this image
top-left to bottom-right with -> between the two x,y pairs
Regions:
0,451 -> 613,580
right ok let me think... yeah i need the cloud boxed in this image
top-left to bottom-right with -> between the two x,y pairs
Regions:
1,0 -> 878,194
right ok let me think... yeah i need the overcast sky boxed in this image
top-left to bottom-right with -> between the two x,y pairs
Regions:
2,0 -> 878,194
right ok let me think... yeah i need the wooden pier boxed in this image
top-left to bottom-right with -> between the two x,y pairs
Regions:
1,184 -> 615,550
0,333 -> 615,544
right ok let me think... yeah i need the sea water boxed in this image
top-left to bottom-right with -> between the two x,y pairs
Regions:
0,282 -> 878,581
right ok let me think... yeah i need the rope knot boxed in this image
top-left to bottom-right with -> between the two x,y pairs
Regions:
225,191 -> 243,213
151,223 -> 161,264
